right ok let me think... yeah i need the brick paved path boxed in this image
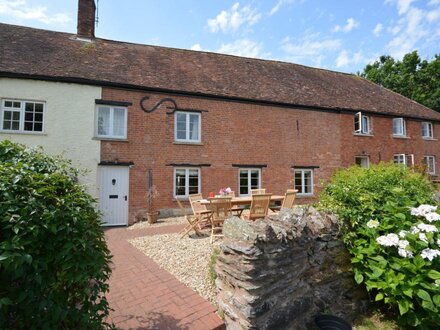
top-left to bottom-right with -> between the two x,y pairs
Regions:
104,225 -> 225,330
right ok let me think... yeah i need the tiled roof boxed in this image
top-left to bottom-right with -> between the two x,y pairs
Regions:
1,23 -> 440,121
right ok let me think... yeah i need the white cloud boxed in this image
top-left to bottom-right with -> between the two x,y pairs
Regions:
207,3 -> 261,33
280,33 -> 341,67
0,0 -> 70,24
269,0 -> 299,16
396,0 -> 417,15
373,23 -> 383,36
429,0 -> 440,5
427,8 -> 440,22
217,39 -> 265,58
335,50 -> 366,68
333,17 -> 360,33
191,43 -> 202,51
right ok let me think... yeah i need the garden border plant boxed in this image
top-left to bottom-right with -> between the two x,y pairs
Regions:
0,140 -> 112,329
320,163 -> 440,328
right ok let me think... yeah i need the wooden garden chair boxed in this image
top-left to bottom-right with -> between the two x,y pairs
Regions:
244,193 -> 272,221
188,193 -> 212,228
176,199 -> 202,238
225,190 -> 245,217
251,188 -> 266,195
270,189 -> 298,212
209,197 -> 232,243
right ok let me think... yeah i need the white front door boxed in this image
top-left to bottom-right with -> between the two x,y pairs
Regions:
99,166 -> 129,226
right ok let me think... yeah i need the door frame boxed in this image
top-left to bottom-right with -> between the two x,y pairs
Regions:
99,165 -> 130,226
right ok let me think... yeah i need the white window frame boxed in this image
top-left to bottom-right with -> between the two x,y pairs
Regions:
95,105 -> 128,139
392,117 -> 406,137
355,156 -> 370,168
421,122 -> 433,139
294,169 -> 314,197
0,99 -> 46,133
354,112 -> 371,135
423,156 -> 436,175
174,111 -> 201,143
393,154 -> 414,167
173,167 -> 201,198
238,168 -> 261,196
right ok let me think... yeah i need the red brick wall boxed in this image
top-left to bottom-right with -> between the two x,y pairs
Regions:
100,87 -> 440,224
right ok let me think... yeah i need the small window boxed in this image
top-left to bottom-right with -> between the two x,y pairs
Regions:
421,122 -> 433,139
1,99 -> 45,133
239,168 -> 261,196
174,168 -> 200,198
294,169 -> 313,196
392,118 -> 406,137
393,154 -> 414,167
96,105 -> 127,139
175,111 -> 201,143
354,112 -> 371,134
423,156 -> 436,175
355,156 -> 370,168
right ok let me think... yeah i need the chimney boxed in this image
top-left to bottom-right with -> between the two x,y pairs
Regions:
77,0 -> 96,39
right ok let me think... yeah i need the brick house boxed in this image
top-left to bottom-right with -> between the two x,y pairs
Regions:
1,0 -> 440,225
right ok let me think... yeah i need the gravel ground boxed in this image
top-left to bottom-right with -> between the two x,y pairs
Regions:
129,231 -> 220,304
128,216 -> 187,230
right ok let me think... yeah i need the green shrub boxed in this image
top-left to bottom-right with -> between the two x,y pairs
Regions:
0,141 -> 112,329
320,163 -> 440,328
208,248 -> 220,286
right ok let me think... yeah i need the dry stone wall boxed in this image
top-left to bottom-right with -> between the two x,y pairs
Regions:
215,207 -> 368,329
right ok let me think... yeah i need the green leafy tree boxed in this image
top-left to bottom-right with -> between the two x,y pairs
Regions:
360,51 -> 440,112
0,140 -> 112,329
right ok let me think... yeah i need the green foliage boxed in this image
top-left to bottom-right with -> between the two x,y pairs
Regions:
320,163 -> 440,328
359,51 -> 440,112
208,248 -> 220,286
0,140 -> 112,329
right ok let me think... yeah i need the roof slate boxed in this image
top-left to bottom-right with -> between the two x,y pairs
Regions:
1,23 -> 440,121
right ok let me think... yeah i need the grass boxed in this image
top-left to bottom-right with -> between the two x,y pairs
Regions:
208,248 -> 220,285
353,310 -> 398,330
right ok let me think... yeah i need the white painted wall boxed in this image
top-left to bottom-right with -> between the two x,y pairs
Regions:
0,78 -> 101,197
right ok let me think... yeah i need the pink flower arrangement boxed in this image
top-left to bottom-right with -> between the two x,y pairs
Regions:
219,187 -> 232,196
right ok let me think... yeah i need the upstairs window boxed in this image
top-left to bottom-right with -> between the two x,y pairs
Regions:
96,105 -> 127,139
354,112 -> 371,135
294,169 -> 313,196
175,111 -> 201,143
1,99 -> 45,133
423,156 -> 436,175
421,122 -> 433,139
392,118 -> 406,137
394,154 -> 414,167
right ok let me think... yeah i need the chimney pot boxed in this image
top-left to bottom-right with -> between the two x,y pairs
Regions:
77,0 -> 96,39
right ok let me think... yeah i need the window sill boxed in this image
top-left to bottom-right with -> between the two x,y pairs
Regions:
353,132 -> 373,137
422,137 -> 437,141
296,194 -> 314,198
0,130 -> 47,136
173,141 -> 204,146
392,135 -> 410,139
93,137 -> 129,142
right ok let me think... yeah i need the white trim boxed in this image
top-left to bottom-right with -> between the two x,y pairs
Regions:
238,168 -> 261,196
173,167 -> 201,198
423,155 -> 436,175
355,156 -> 370,168
421,122 -> 433,139
174,111 -> 201,143
1,98 -> 46,133
392,117 -> 406,137
95,105 -> 128,139
294,168 -> 314,196
393,153 -> 414,167
354,112 -> 371,135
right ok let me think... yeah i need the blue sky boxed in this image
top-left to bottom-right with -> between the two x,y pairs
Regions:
1,0 -> 439,73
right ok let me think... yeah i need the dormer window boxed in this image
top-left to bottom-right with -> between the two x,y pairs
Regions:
354,112 -> 371,135
421,122 -> 433,139
392,118 -> 406,137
